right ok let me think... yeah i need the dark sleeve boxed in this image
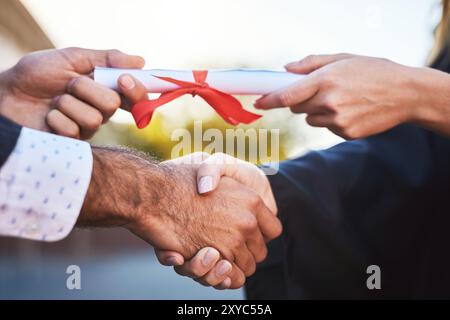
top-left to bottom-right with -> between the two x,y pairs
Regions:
267,125 -> 450,298
0,115 -> 22,168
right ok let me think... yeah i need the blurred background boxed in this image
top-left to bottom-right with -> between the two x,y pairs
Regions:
0,0 -> 440,299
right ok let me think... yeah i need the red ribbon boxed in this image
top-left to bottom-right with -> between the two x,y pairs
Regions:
131,70 -> 262,128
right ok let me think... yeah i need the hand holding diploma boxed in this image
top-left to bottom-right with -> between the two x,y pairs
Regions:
0,48 -> 145,139
254,53 -> 432,140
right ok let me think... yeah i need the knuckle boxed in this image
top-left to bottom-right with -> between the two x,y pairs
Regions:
102,93 -> 121,114
257,246 -> 268,263
202,275 -> 218,287
237,278 -> 246,288
322,95 -> 337,111
61,47 -> 82,59
243,259 -> 256,277
331,116 -> 359,139
64,46 -> 81,53
277,220 -> 283,235
57,94 -> 73,107
305,115 -> 315,126
45,109 -> 57,121
273,221 -> 283,238
247,192 -> 263,210
197,161 -> 209,171
83,110 -> 103,131
191,266 -> 206,278
333,115 -> 349,131
215,152 -> 227,159
212,152 -> 230,165
336,52 -> 351,59
289,104 -> 302,114
378,57 -> 390,63
231,273 -> 246,289
108,48 -> 122,55
80,131 -> 95,141
208,152 -> 222,164
279,90 -> 295,106
320,72 -> 338,89
189,152 -> 209,164
106,49 -> 123,65
16,55 -> 30,70
229,234 -> 244,251
264,219 -> 283,242
240,214 -> 258,231
194,151 -> 210,159
340,127 -> 358,140
173,266 -> 185,277
302,54 -> 317,66
64,124 -> 80,139
68,76 -> 87,93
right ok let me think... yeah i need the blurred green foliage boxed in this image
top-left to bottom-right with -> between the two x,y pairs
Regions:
91,98 -> 295,164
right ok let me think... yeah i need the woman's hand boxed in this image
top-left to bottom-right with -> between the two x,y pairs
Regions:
254,54 -> 420,140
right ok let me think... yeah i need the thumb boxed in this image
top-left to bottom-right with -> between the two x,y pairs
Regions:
64,47 -> 145,74
118,74 -> 149,111
285,53 -> 354,74
197,153 -> 239,194
155,249 -> 185,266
103,49 -> 145,69
196,153 -> 277,214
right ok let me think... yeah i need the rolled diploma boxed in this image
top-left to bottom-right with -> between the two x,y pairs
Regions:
94,67 -> 304,95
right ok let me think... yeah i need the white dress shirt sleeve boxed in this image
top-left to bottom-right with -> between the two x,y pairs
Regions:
0,127 -> 93,241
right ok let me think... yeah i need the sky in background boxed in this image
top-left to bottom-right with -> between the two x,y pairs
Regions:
23,0 -> 439,67
21,0 -> 441,150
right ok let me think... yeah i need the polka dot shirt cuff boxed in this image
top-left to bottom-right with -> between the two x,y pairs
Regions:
0,128 -> 93,241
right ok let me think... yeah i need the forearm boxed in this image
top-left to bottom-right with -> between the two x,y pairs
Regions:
77,146 -> 169,229
0,69 -> 10,116
408,66 -> 450,136
77,146 -> 206,258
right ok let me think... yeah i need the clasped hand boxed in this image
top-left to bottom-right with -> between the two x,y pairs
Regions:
0,47 -> 282,290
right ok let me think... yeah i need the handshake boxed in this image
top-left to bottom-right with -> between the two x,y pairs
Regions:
0,47 -> 282,289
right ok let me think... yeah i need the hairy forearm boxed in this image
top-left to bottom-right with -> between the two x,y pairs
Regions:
77,146 -> 170,228
76,145 -> 207,258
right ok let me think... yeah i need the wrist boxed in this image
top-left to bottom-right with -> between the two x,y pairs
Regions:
0,68 -> 13,115
391,64 -> 424,124
405,66 -> 450,127
78,146 -> 168,229
130,161 -> 194,231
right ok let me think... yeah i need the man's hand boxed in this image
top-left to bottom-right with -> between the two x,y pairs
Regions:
114,75 -> 282,289
155,152 -> 279,289
79,147 -> 282,288
0,47 -> 144,139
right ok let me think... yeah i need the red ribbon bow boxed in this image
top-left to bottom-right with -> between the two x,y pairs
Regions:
131,70 -> 262,128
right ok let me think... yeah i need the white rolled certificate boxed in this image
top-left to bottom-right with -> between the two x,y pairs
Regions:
94,67 -> 304,95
